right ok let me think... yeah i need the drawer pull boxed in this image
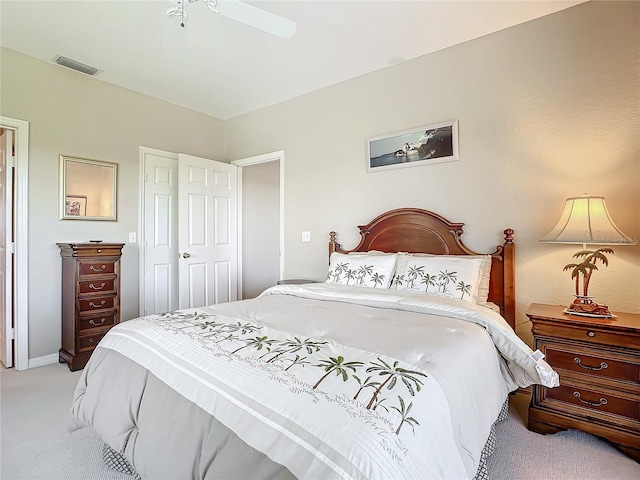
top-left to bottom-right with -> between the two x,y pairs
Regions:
89,282 -> 106,290
89,300 -> 106,308
587,331 -> 595,337
89,318 -> 106,326
574,357 -> 608,371
573,391 -> 607,407
88,337 -> 102,344
89,265 -> 107,272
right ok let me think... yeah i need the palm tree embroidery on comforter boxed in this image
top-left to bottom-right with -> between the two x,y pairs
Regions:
153,310 -> 427,440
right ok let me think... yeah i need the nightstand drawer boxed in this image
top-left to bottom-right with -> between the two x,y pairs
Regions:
532,322 -> 633,349
545,384 -> 640,423
545,346 -> 639,385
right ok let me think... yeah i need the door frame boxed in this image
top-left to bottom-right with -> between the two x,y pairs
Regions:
0,116 -> 29,371
231,150 -> 285,298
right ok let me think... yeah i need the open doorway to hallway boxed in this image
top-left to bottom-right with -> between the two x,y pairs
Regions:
240,160 -> 280,298
232,151 -> 284,300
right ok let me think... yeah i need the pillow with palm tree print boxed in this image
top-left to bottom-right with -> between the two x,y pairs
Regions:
406,253 -> 492,303
391,254 -> 485,304
325,252 -> 397,288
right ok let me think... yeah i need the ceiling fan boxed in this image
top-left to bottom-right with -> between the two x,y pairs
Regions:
166,0 -> 297,39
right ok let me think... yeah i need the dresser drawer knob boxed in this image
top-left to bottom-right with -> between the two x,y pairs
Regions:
574,357 -> 608,371
573,391 -> 607,407
89,282 -> 106,290
89,300 -> 106,308
587,331 -> 595,337
89,318 -> 106,326
90,264 -> 107,272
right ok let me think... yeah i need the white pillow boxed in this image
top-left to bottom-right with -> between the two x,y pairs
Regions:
475,256 -> 492,304
391,254 -> 486,304
403,253 -> 492,303
325,252 -> 397,288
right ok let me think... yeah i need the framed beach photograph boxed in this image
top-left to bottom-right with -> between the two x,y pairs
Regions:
65,195 -> 87,216
367,120 -> 459,172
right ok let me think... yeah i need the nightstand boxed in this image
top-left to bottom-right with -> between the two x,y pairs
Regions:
526,303 -> 640,461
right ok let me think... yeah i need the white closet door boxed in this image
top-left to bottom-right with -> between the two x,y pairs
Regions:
143,151 -> 179,315
178,154 -> 238,309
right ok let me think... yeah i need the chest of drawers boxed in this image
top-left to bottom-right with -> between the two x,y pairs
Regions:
527,303 -> 640,461
58,243 -> 124,371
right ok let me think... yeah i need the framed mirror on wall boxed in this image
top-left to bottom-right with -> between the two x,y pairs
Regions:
59,155 -> 118,221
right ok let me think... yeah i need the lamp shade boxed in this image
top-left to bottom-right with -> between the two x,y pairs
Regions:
540,194 -> 636,245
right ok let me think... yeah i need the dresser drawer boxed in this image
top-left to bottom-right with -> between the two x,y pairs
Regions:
77,331 -> 108,352
544,384 -> 640,423
72,246 -> 124,257
544,346 -> 639,385
78,261 -> 116,276
79,278 -> 116,295
78,296 -> 116,313
78,313 -> 117,333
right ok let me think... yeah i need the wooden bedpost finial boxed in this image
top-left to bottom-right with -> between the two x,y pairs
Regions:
504,228 -> 514,244
329,231 -> 339,257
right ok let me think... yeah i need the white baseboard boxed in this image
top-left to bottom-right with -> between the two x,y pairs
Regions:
28,353 -> 59,369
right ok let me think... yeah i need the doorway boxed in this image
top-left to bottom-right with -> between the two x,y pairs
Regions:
0,116 -> 29,370
232,151 -> 284,300
237,160 -> 280,299
0,128 -> 13,368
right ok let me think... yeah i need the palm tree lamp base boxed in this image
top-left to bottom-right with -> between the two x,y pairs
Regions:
540,195 -> 637,319
563,296 -> 616,319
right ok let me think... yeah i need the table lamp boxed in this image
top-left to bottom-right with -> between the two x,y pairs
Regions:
540,194 -> 637,318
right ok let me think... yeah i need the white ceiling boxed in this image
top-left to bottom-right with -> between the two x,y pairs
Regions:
1,0 -> 585,120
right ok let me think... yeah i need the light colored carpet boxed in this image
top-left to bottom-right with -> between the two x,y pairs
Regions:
1,363 -> 639,479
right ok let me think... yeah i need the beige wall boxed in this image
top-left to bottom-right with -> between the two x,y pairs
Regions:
225,1 -> 640,344
0,47 -> 225,359
2,1 -> 638,363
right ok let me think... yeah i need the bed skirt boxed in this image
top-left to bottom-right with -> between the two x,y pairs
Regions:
473,398 -> 509,480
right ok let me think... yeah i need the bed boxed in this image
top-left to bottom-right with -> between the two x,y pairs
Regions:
68,208 -> 558,480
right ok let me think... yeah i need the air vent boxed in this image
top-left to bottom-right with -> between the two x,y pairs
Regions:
52,55 -> 99,76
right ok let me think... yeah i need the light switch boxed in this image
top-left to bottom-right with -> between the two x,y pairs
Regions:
128,232 -> 137,243
301,231 -> 311,242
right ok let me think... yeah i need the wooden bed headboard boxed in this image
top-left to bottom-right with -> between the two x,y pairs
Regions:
328,208 -> 516,329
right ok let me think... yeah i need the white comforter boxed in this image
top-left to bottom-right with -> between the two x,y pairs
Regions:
84,284 -> 558,479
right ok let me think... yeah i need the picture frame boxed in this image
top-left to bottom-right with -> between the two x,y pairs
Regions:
367,120 -> 459,172
65,195 -> 87,217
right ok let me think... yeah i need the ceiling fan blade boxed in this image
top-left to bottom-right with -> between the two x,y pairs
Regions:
214,0 -> 297,39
